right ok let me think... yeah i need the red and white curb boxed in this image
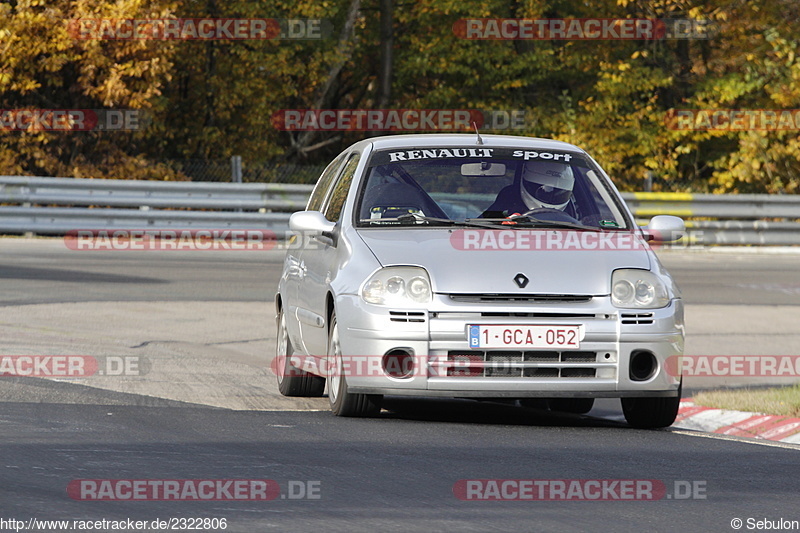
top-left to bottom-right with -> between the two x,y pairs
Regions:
674,400 -> 800,443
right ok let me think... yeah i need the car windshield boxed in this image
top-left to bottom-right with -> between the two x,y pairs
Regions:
356,147 -> 630,230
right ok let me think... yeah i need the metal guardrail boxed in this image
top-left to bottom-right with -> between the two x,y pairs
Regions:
0,176 -> 311,235
0,176 -> 311,211
1,176 -> 798,245
623,192 -> 800,245
683,220 -> 800,246
623,192 -> 800,219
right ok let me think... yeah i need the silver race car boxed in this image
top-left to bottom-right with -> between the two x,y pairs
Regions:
275,134 -> 685,428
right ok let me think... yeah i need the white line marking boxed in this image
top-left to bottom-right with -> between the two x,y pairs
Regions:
667,428 -> 800,451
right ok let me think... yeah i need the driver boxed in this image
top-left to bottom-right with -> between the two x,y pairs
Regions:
483,161 -> 575,217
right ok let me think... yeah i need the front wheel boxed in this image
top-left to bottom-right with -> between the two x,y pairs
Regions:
327,313 -> 382,417
621,384 -> 681,429
276,309 -> 325,397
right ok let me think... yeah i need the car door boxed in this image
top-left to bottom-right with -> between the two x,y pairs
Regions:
283,151 -> 348,353
296,151 -> 361,356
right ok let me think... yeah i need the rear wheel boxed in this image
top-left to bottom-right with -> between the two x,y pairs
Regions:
547,398 -> 595,415
276,309 -> 325,397
621,384 -> 681,429
327,313 -> 382,417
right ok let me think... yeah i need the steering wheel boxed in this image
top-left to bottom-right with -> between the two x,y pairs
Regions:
511,207 -> 581,224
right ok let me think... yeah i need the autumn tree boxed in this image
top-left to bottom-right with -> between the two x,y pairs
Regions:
0,0 -> 183,179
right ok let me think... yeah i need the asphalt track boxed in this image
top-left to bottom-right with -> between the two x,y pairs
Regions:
1,239 -> 799,532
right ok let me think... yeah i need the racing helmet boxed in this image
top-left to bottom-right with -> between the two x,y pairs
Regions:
519,161 -> 575,210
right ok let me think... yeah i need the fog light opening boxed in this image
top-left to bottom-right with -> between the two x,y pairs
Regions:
629,350 -> 657,382
382,350 -> 414,378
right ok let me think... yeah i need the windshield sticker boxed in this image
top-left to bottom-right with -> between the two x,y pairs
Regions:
388,148 -> 494,162
511,150 -> 572,161
370,147 -> 585,166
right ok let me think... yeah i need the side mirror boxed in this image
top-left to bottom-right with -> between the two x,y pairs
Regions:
643,215 -> 685,243
289,211 -> 336,236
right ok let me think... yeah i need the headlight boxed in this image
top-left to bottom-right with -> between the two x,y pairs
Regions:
611,269 -> 669,309
361,267 -> 432,306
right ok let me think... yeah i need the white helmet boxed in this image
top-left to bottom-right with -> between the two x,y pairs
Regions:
520,161 -> 575,210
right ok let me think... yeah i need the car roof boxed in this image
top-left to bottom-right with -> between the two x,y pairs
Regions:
346,134 -> 586,153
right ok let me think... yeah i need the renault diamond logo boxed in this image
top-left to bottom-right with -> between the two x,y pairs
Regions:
514,273 -> 529,288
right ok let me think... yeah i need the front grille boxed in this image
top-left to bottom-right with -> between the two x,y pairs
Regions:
448,294 -> 593,304
561,352 -> 597,363
524,368 -> 560,378
389,311 -> 426,323
524,351 -> 559,362
444,350 -> 603,378
621,312 -> 655,325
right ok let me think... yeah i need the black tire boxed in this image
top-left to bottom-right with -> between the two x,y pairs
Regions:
547,398 -> 595,414
275,309 -> 325,397
621,384 -> 681,429
327,313 -> 382,417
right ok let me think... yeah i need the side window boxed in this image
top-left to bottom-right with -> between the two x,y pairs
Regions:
323,153 -> 361,222
307,152 -> 347,211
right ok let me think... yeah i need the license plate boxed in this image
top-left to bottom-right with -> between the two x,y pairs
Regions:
468,325 -> 583,349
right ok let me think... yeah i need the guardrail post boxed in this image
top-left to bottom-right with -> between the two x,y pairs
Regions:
23,184 -> 35,238
231,155 -> 242,184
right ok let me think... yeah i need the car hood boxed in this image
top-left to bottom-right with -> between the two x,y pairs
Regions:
357,228 -> 651,295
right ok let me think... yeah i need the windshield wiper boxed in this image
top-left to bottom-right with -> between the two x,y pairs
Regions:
398,213 -> 506,230
514,217 -> 598,231
474,214 -> 598,231
360,213 -> 500,230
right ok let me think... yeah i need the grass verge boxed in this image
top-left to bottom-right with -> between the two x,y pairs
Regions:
692,383 -> 800,417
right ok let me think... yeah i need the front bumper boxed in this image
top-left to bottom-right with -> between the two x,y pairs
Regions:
333,293 -> 684,398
